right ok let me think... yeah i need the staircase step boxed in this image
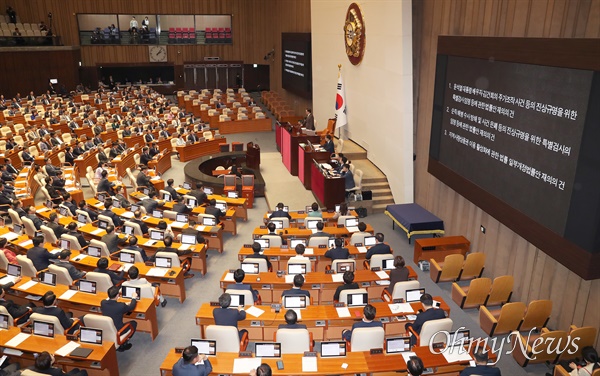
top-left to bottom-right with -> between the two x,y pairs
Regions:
370,188 -> 392,195
362,177 -> 388,184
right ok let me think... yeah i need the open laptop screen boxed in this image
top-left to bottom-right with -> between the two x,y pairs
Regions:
364,236 -> 376,247
182,182 -> 191,190
382,258 -> 395,270
306,219 -> 320,229
7,264 -> 20,277
176,213 -> 188,223
202,216 -> 216,226
39,272 -> 56,286
270,220 -> 283,229
229,294 -> 245,307
119,251 -> 135,264
181,234 -> 196,245
87,246 -> 101,257
345,217 -> 359,227
150,230 -> 164,240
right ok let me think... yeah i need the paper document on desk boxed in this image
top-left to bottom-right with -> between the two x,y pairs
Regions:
36,207 -> 50,213
146,268 -> 168,277
19,239 -> 33,247
302,356 -> 318,372
375,270 -> 389,279
51,249 -> 62,255
388,303 -> 414,314
223,272 -> 235,282
121,211 -> 135,219
91,229 -> 104,235
178,244 -> 191,251
346,226 -> 359,233
356,246 -> 368,253
0,276 -> 17,285
401,352 -> 417,363
320,163 -> 332,170
0,232 -> 19,241
19,173 -> 28,178
151,176 -> 160,181
55,341 -> 80,357
285,275 -> 295,284
246,306 -> 265,318
65,187 -> 76,192
336,307 -> 351,318
19,280 -> 38,290
59,290 -> 77,301
73,255 -> 87,262
66,180 -> 74,185
195,225 -> 208,232
232,358 -> 262,374
331,274 -> 344,283
304,248 -> 314,255
171,221 -> 186,228
144,240 -> 157,246
443,347 -> 473,363
5,333 -> 30,348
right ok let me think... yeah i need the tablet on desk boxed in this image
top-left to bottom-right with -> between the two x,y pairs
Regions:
182,182 -> 191,190
306,219 -> 320,230
0,314 -> 9,330
121,286 -> 140,299
186,198 -> 197,209
60,239 -> 71,251
202,216 -> 216,226
241,262 -> 259,275
191,339 -> 216,355
255,238 -> 269,249
287,263 -> 307,275
347,292 -> 368,307
87,246 -> 101,258
269,220 -> 283,229
336,261 -> 355,273
79,327 -> 103,345
79,280 -> 97,294
155,256 -> 172,269
321,341 -> 346,357
364,236 -> 376,247
386,337 -> 411,354
255,342 -> 281,358
39,272 -> 57,286
33,321 -> 55,338
150,230 -> 164,241
405,288 -> 425,303
229,293 -> 245,307
176,213 -> 188,223
98,220 -> 109,229
282,295 -> 306,309
289,239 -> 306,248
119,251 -> 135,264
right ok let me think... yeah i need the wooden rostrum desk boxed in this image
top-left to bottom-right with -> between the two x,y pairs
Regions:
195,299 -> 450,341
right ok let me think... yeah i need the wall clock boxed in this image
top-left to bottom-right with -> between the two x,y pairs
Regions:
344,3 -> 365,65
149,45 -> 167,62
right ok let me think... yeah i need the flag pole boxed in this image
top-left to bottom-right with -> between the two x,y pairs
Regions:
337,64 -> 342,141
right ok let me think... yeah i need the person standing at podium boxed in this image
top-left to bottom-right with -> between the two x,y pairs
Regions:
299,108 -> 315,130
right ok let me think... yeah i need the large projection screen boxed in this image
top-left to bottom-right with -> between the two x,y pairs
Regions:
429,37 -> 600,280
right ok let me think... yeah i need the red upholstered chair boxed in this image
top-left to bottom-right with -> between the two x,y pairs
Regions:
241,174 -> 255,208
223,174 -> 237,195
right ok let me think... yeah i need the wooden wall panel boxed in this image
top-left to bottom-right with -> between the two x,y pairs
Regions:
414,0 -> 600,348
0,0 -> 311,115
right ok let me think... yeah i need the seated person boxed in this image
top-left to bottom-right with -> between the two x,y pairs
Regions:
307,202 -> 322,218
459,350 -> 501,376
288,244 -> 310,266
269,202 -> 291,220
33,291 -> 80,334
349,222 -> 370,245
30,351 -> 88,376
27,236 -> 59,271
123,266 -> 166,308
131,210 -> 149,235
324,238 -> 350,261
212,293 -> 247,339
281,274 -> 310,299
157,236 -> 194,278
66,222 -> 88,248
323,134 -> 335,154
309,221 -> 331,240
141,191 -> 162,214
47,212 -> 68,239
333,202 -> 349,221
407,357 -> 425,376
172,345 -> 213,376
227,268 -> 259,303
54,250 -> 86,281
333,271 -> 359,302
262,222 -> 286,246
172,196 -> 191,214
94,256 -> 126,286
278,309 -> 307,329
341,304 -> 383,342
205,199 -> 225,223
78,200 -> 98,221
0,238 -> 17,264
101,225 -> 125,253
405,293 -> 446,345
123,236 -> 150,262
100,198 -> 122,227
245,242 -> 272,271
181,220 -> 206,245
366,232 -> 392,260
388,256 -> 410,293
0,283 -> 33,325
100,286 -> 137,352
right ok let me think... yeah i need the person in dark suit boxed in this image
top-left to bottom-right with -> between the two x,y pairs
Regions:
27,236 -> 59,271
12,200 -> 27,218
4,158 -> 18,175
100,198 -> 122,227
281,274 -> 311,299
387,256 -> 410,293
140,147 -> 153,166
66,222 -> 88,248
64,147 -> 76,165
333,271 -> 359,302
180,220 -> 206,245
459,350 -> 501,376
213,293 -> 247,339
94,257 -> 126,286
100,286 -> 137,351
136,167 -> 155,194
187,131 -> 199,143
0,283 -> 33,325
405,293 -> 446,345
309,221 -> 331,240
78,200 -> 98,221
278,309 -> 307,330
262,222 -> 285,246
245,242 -> 272,271
324,238 -> 350,261
0,164 -> 15,183
407,357 -> 425,376
33,292 -> 79,334
62,193 -> 77,216
187,183 -> 207,204
47,212 -> 68,239
131,211 -> 149,235
148,143 -> 160,158
0,182 -> 13,206
31,351 -> 88,376
341,164 -> 355,191
54,250 -> 86,281
165,179 -> 182,201
44,177 -> 62,205
172,196 -> 190,214
269,202 -> 291,220
172,346 -> 212,376
323,134 -> 335,154
205,199 -> 225,223
341,304 -> 383,342
143,129 -> 156,143
51,170 -> 68,196
366,233 -> 392,260
97,170 -> 116,195
227,269 -> 258,303
123,236 -> 150,263
21,149 -> 35,164
113,186 -> 129,209
141,191 -> 161,214
299,108 -> 315,130
25,205 -> 44,230
100,225 -> 124,253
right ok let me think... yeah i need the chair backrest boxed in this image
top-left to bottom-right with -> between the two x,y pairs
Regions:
225,289 -> 254,306
40,186 -> 52,201
205,325 -> 241,352
90,239 -> 111,258
337,215 -> 356,225
133,154 -> 141,166
337,138 -> 344,153
486,275 -> 514,306
97,214 -> 115,227
16,254 -> 38,277
126,168 -> 137,190
62,133 -> 72,143
163,210 -> 178,220
462,277 -> 492,308
123,220 -> 144,236
271,217 -> 290,228
40,225 -> 58,244
520,300 -> 553,332
369,254 -> 394,270
242,258 -> 268,273
418,318 -> 453,346
523,330 -> 569,364
349,231 -> 367,246
353,169 -> 363,190
307,236 -> 329,247
350,327 -> 385,351
391,280 -> 421,300
460,252 -> 486,280
203,131 -> 213,140
287,256 -> 312,273
494,302 -> 527,335
122,280 -> 155,299
339,288 -> 367,305
276,328 -> 311,354
83,313 -> 118,344
561,326 -> 598,360
261,235 -> 282,248
0,251 -> 8,271
437,254 -> 465,282
8,209 -> 22,225
85,272 -> 113,292
331,259 -> 356,275
75,209 -> 92,224
29,312 -> 66,335
48,264 -> 74,285
0,305 -> 14,326
155,252 -> 181,267
121,249 -> 144,264
21,217 -> 37,237
60,234 -> 82,251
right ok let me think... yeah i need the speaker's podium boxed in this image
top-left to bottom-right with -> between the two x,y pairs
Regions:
241,174 -> 255,208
